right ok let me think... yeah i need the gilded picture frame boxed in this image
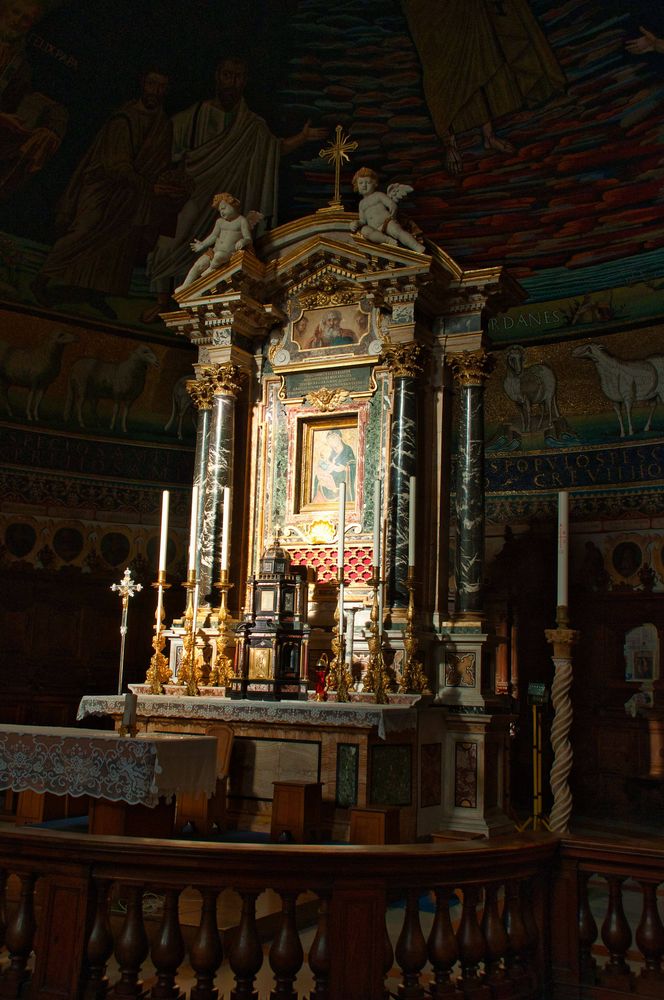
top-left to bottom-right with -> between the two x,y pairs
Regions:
297,414 -> 358,513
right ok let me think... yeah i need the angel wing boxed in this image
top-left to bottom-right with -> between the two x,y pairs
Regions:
246,210 -> 265,231
386,182 -> 414,203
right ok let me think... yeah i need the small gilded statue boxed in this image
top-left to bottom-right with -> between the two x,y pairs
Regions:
350,167 -> 424,253
175,192 -> 263,293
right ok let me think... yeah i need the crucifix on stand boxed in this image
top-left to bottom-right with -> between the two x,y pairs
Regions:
318,124 -> 358,210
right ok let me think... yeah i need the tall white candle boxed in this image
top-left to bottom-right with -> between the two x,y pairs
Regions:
408,476 -> 416,567
373,479 -> 381,568
187,485 -> 199,573
378,515 -> 386,631
158,490 -> 170,573
347,608 -> 355,666
220,486 -> 230,572
557,491 -> 569,607
337,481 -> 346,574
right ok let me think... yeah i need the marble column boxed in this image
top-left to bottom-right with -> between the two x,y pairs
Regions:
382,342 -> 425,608
197,363 -> 247,604
187,378 -> 213,586
447,350 -> 494,617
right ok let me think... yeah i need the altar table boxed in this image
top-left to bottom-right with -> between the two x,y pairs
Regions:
0,724 -> 218,836
77,694 -> 427,840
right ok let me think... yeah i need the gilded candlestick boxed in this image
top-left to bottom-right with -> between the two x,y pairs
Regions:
363,570 -> 389,703
326,574 -> 352,702
179,570 -> 200,696
145,571 -> 171,693
211,568 -> 235,687
399,566 -> 428,693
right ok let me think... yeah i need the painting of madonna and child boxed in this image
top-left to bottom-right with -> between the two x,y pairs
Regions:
299,418 -> 358,513
291,304 -> 368,354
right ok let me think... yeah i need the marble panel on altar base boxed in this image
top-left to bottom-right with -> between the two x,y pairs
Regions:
229,737 -> 320,800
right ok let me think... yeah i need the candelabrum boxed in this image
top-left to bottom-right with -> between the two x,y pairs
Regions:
326,574 -> 352,702
211,568 -> 235,687
178,570 -> 200,697
399,567 -> 429,693
363,570 -> 389,704
545,605 -> 579,834
144,572 -> 172,694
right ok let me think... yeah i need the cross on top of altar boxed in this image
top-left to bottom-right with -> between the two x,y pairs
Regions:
318,124 -> 358,210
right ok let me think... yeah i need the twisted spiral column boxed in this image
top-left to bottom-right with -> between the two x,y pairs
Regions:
545,626 -> 579,833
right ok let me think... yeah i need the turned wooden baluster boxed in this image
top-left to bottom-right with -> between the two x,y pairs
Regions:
455,884 -> 488,995
307,893 -> 330,1000
383,910 -> 395,998
0,871 -> 37,998
599,875 -> 632,983
113,884 -> 150,998
520,879 -> 540,996
480,883 -> 508,984
503,880 -> 529,993
190,888 -> 223,1000
229,891 -> 264,1000
577,871 -> 598,982
394,888 -> 427,999
635,879 -> 664,988
426,888 -> 458,998
150,888 -> 185,998
268,891 -> 303,1000
0,869 -> 7,950
82,879 -> 114,1000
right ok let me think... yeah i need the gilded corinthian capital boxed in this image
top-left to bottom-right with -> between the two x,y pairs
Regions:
380,340 -> 426,379
197,363 -> 248,398
187,378 -> 215,410
446,349 -> 494,386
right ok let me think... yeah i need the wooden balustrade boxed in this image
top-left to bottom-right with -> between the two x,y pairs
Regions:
0,824 -> 557,1000
553,834 -> 664,999
3,826 -> 661,999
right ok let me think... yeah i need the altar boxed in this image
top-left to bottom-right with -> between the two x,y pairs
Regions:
104,161 -> 523,844
77,694 -> 445,841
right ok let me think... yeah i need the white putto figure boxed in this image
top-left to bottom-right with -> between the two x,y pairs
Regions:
350,167 -> 424,252
175,192 -> 263,293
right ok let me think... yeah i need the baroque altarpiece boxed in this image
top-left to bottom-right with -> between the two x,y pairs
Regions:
135,204 -> 524,838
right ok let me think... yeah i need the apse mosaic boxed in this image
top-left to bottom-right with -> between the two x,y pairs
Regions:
0,1 -> 661,337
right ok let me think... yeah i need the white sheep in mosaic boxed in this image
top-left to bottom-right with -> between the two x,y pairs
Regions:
164,375 -> 194,439
503,344 -> 560,432
572,342 -> 664,437
64,344 -> 159,432
0,328 -> 77,420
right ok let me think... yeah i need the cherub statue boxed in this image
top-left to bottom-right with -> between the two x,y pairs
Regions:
350,167 -> 424,253
175,192 -> 263,293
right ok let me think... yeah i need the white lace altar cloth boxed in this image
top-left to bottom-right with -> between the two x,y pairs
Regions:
0,725 -> 218,807
77,695 -> 418,741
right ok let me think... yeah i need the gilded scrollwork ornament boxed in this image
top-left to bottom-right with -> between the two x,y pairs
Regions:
446,349 -> 495,386
298,278 -> 360,310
